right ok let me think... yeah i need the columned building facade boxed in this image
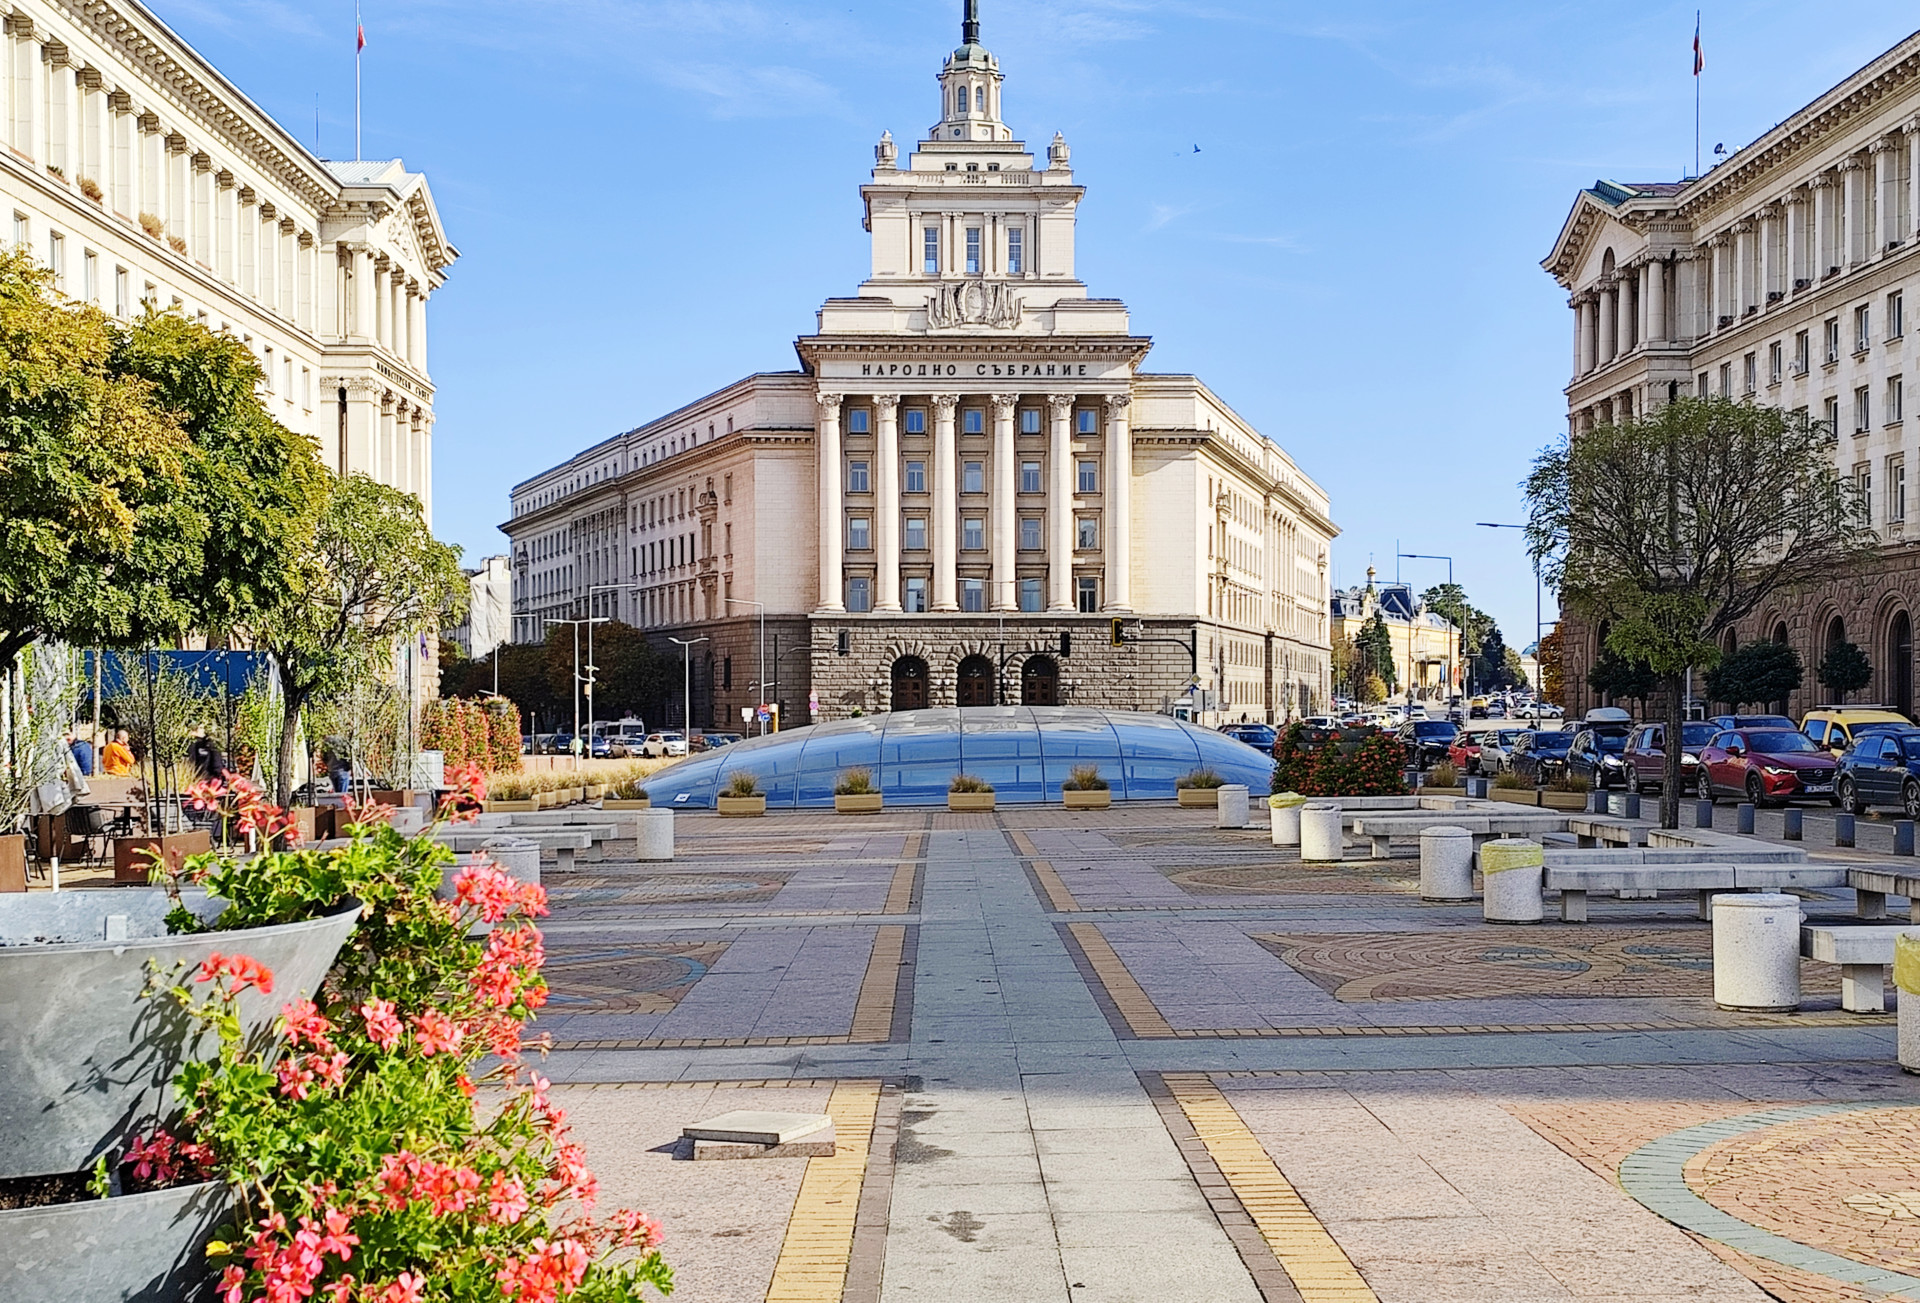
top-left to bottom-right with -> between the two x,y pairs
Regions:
1544,31 -> 1920,721
0,0 -> 455,514
506,7 -> 1336,729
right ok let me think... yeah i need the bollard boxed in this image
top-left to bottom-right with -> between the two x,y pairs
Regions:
1899,822 -> 1917,857
1737,803 -> 1756,835
1464,776 -> 1487,799
1622,792 -> 1642,820
1216,785 -> 1251,830
1299,803 -> 1344,862
1783,808 -> 1803,840
1695,800 -> 1715,829
1898,933 -> 1920,1073
1481,838 -> 1545,924
1419,826 -> 1475,902
1587,791 -> 1608,815
635,809 -> 675,861
1711,893 -> 1802,1011
1402,769 -> 1422,791
1836,813 -> 1857,848
1269,793 -> 1307,848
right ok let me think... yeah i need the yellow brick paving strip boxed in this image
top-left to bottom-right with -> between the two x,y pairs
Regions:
1066,922 -> 1174,1037
849,925 -> 906,1043
883,857 -> 917,915
1163,1074 -> 1379,1303
765,1080 -> 883,1303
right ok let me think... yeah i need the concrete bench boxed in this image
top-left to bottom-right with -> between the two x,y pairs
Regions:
435,827 -> 593,871
1565,816 -> 1642,848
1545,863 -> 1850,922
1841,868 -> 1920,921
1350,813 -> 1571,860
1800,924 -> 1910,1012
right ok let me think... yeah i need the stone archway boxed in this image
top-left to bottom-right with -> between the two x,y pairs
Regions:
1021,654 -> 1060,706
1771,621 -> 1792,716
891,655 -> 930,712
957,655 -> 996,707
1890,612 -> 1914,718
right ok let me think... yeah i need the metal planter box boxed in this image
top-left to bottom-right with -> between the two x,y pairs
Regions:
0,1178 -> 229,1302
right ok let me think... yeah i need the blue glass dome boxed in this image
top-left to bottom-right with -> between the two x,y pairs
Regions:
642,708 -> 1275,809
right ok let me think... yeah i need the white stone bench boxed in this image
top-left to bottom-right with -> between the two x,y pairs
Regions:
1800,925 -> 1911,1012
1545,863 -> 1850,922
1350,813 -> 1571,860
1843,868 -> 1920,921
436,827 -> 593,872
1565,816 -> 1642,848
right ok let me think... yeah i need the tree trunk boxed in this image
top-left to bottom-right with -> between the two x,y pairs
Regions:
1661,672 -> 1686,829
274,680 -> 307,811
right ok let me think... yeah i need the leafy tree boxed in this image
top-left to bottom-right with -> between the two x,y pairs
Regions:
1358,672 -> 1387,705
1817,639 -> 1872,702
542,620 -> 676,724
1474,621 -> 1511,689
234,475 -> 467,806
1587,647 -> 1660,705
1705,640 -> 1804,709
1527,396 -> 1876,827
1536,626 -> 1566,706
1328,635 -> 1358,698
1355,612 -> 1397,692
1503,646 -> 1530,690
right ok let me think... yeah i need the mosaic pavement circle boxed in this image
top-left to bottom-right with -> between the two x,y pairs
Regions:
1252,927 -> 1778,1002
1166,864 -> 1420,896
541,941 -> 730,1012
545,873 -> 788,907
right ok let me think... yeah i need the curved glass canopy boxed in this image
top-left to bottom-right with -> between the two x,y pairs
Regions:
641,708 -> 1275,809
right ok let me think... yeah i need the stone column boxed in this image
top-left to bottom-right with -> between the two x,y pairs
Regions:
1634,262 -> 1650,345
1875,139 -> 1896,254
1909,121 -> 1920,249
1647,259 -> 1667,345
372,260 -> 389,349
815,391 -> 845,613
1786,191 -> 1807,291
1616,266 -> 1635,352
931,394 -> 959,611
1597,282 -> 1617,361
1844,158 -> 1867,267
350,244 -> 375,342
1813,175 -> 1834,278
1758,207 -> 1778,305
1047,394 -> 1074,610
1572,296 -> 1588,376
990,393 -> 1017,610
1104,394 -> 1132,612
874,394 -> 902,611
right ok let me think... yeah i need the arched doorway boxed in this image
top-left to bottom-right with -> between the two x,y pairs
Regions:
891,656 -> 929,712
1772,622 -> 1792,716
957,655 -> 996,707
1021,655 -> 1060,706
1891,613 -> 1914,718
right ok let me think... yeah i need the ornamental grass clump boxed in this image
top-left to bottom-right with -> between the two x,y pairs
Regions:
723,770 -> 761,798
130,764 -> 672,1303
1062,764 -> 1108,792
1492,768 -> 1530,790
834,767 -> 875,796
1175,768 -> 1225,790
1426,760 -> 1460,788
948,773 -> 993,794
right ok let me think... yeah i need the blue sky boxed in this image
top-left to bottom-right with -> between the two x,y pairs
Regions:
154,0 -> 1920,650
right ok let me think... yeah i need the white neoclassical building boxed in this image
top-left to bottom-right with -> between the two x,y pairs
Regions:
1544,28 -> 1920,721
506,3 -> 1336,728
0,0 -> 455,515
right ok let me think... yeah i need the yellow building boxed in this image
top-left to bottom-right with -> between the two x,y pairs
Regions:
1329,569 -> 1462,702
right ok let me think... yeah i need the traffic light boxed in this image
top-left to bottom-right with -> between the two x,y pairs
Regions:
1059,631 -> 1071,658
1109,618 -> 1125,647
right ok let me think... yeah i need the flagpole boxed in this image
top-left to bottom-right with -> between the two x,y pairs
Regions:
1693,10 -> 1701,178
354,0 -> 362,161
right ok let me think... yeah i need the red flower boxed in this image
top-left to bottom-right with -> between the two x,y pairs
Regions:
379,1271 -> 425,1303
360,998 -> 402,1052
196,952 -> 274,995
410,1009 -> 462,1056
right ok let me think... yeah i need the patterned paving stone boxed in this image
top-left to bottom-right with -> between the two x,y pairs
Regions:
1167,864 -> 1420,897
547,872 -> 790,908
543,940 -> 730,1012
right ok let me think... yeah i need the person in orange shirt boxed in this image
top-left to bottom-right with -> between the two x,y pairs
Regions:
101,729 -> 134,777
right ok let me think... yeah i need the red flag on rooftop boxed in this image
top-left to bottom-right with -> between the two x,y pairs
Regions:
1693,15 -> 1703,75
357,21 -> 365,52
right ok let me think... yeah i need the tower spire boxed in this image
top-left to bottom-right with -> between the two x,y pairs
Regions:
962,0 -> 979,47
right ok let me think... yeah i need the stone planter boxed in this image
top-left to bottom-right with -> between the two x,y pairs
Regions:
0,1177 -> 229,1301
485,798 -> 539,813
0,891 -> 358,1179
604,797 -> 651,811
112,830 -> 213,884
1489,788 -> 1542,807
1538,790 -> 1589,811
1176,787 -> 1220,809
1419,786 -> 1468,797
834,793 -> 883,815
583,783 -> 605,800
948,792 -> 996,812
0,833 -> 24,893
717,794 -> 767,818
1062,789 -> 1111,810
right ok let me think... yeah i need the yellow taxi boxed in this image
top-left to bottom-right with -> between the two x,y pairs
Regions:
1800,706 -> 1915,755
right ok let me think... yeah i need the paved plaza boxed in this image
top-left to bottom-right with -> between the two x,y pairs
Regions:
543,804 -> 1920,1302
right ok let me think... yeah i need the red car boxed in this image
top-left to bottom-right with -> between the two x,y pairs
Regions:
1695,727 -> 1839,805
1447,734 -> 1483,774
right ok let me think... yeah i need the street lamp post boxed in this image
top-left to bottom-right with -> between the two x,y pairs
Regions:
545,617 -> 608,771
1477,523 -> 1545,724
1398,553 -> 1456,715
668,636 -> 708,739
724,597 -> 767,735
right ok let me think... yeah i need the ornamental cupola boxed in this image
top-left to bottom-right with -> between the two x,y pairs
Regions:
933,0 -> 1012,144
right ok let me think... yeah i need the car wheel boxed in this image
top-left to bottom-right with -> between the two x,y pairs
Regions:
1746,773 -> 1767,808
1905,779 -> 1920,821
1695,771 -> 1714,803
1838,775 -> 1862,816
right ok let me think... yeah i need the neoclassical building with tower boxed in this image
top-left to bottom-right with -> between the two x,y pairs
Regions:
506,3 -> 1335,728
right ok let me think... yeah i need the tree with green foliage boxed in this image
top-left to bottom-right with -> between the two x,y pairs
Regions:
234,475 -> 467,806
1705,640 -> 1804,709
1527,396 -> 1877,827
1355,612 -> 1397,692
543,620 -> 677,724
1587,647 -> 1660,706
1503,646 -> 1530,690
1817,639 -> 1873,703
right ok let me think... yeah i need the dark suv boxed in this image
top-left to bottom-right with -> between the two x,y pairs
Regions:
1567,727 -> 1632,789
1623,720 -> 1721,794
1509,730 -> 1573,784
1397,719 -> 1460,768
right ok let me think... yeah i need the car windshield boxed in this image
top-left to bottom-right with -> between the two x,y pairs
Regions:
1746,731 -> 1820,754
1496,731 -> 1522,746
1905,738 -> 1920,760
1595,735 -> 1627,754
1530,732 -> 1572,752
1681,723 -> 1719,746
1854,721 -> 1913,738
1412,722 -> 1457,738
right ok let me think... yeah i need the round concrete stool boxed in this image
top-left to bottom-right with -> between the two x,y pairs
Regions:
635,808 -> 675,862
1711,893 -> 1802,1011
1270,793 -> 1307,847
1481,838 -> 1544,923
1216,785 -> 1251,829
1419,826 -> 1475,901
1299,803 -> 1344,862
1896,932 -> 1920,1072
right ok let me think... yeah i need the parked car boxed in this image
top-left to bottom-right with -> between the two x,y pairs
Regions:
586,735 -> 616,759
1704,714 -> 1796,734
1222,723 -> 1278,751
1398,719 -> 1460,768
1567,728 -> 1632,789
1446,733 -> 1484,774
520,734 -> 535,755
642,732 -> 689,758
1476,728 -> 1526,775
1299,715 -> 1342,745
701,732 -> 743,750
546,732 -> 575,756
1623,721 -> 1721,794
1835,727 -> 1920,816
1699,728 -> 1840,806
1509,729 -> 1574,784
1802,706 -> 1915,756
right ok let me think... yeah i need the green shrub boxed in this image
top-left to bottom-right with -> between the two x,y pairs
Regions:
724,770 -> 761,798
949,773 -> 993,794
1549,773 -> 1591,793
1427,761 -> 1459,788
1492,769 -> 1529,790
1176,768 -> 1225,790
1063,764 -> 1108,792
835,766 -> 875,796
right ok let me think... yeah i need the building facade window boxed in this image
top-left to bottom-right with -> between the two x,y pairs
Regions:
1825,317 -> 1841,363
1020,408 -> 1040,435
905,517 -> 927,550
1077,460 -> 1098,493
923,227 -> 940,274
1825,395 -> 1842,436
905,578 -> 928,612
848,460 -> 870,493
1718,362 -> 1732,397
1076,577 -> 1099,613
1891,455 -> 1908,523
1768,342 -> 1782,385
905,408 -> 926,435
114,266 -> 128,317
1007,228 -> 1024,275
10,213 -> 24,247
961,579 -> 986,612
1019,517 -> 1041,550
962,461 -> 984,493
46,232 -> 62,287
1020,461 -> 1041,493
1856,386 -> 1873,434
848,517 -> 871,550
1794,329 -> 1810,373
1019,578 -> 1043,612
1857,461 -> 1874,523
847,577 -> 872,612
962,517 -> 984,550
1743,352 -> 1757,394
1857,304 -> 1873,353
1076,517 -> 1098,550
965,228 -> 982,275
1077,409 -> 1097,435
1891,375 -> 1906,426
963,408 -> 985,435
905,460 -> 927,493
1892,290 -> 1906,340
847,409 -> 870,434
